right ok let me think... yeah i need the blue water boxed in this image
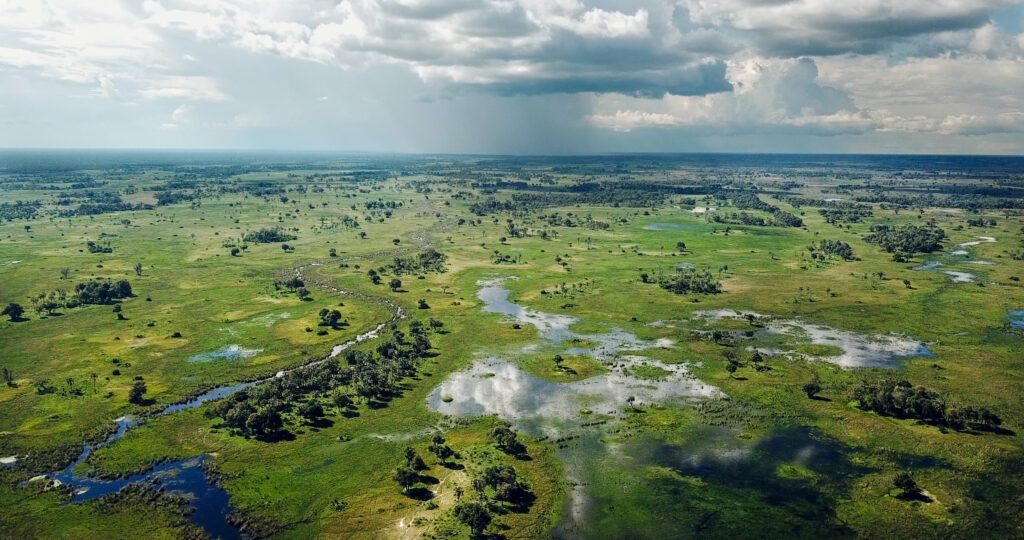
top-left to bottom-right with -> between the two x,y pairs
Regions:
1010,311 -> 1024,329
189,345 -> 260,363
31,394 -> 248,538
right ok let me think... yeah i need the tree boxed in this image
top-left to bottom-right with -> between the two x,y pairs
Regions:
134,262 -> 143,276
725,362 -> 738,378
319,309 -> 342,328
389,278 -> 402,291
2,302 -> 24,321
454,502 -> 491,537
332,391 -> 353,410
405,447 -> 428,471
418,298 -> 430,309
296,288 -> 311,300
472,477 -> 487,502
676,241 -> 686,252
893,472 -> 921,498
128,380 -> 147,404
803,382 -> 822,399
299,401 -> 324,422
489,424 -> 526,455
2,367 -> 14,387
394,467 -> 419,493
230,247 -> 240,256
430,434 -> 455,465
245,408 -> 284,438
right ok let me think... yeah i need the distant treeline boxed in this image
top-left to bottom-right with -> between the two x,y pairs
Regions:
0,200 -> 41,221
712,191 -> 803,227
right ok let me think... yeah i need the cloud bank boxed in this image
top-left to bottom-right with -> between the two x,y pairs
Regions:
1,0 -> 1022,153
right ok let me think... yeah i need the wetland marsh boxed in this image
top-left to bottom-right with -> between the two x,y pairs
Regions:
1,152 -> 1022,539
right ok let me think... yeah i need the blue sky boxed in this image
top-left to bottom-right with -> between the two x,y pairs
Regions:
1,0 -> 1023,154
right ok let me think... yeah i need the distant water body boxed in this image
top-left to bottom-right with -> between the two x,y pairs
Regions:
4,150 -> 1024,173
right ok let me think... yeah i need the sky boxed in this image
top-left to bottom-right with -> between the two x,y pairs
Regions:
1,0 -> 1023,155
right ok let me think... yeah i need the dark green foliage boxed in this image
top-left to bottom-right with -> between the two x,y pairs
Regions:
803,382 -> 821,398
298,401 -> 324,421
454,502 -> 492,536
715,191 -> 804,227
853,378 -> 1003,431
245,408 -> 284,438
429,434 -> 455,465
204,326 -> 432,439
893,472 -> 921,498
128,381 -> 146,404
813,240 -> 855,260
394,467 -> 419,492
2,302 -> 24,321
0,200 -> 42,221
781,198 -> 874,224
86,240 -> 113,253
243,227 -> 297,243
482,464 -> 532,504
863,225 -> 946,254
646,268 -> 722,295
318,308 -> 343,328
73,280 -> 133,305
489,423 -> 526,455
382,249 -> 447,275
405,447 -> 428,471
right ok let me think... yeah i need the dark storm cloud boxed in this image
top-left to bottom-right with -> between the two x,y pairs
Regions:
686,0 -> 1017,56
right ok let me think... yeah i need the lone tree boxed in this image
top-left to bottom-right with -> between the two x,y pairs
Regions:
128,380 -> 147,404
389,278 -> 402,291
489,424 -> 526,455
725,362 -> 738,378
134,263 -> 143,276
454,502 -> 491,537
893,472 -> 922,499
394,467 -> 419,494
2,303 -> 24,321
803,382 -> 822,399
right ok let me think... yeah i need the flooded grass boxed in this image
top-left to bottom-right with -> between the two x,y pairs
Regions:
188,344 -> 261,363
693,309 -> 932,368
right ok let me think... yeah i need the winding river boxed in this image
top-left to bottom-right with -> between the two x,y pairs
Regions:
9,246 -> 415,537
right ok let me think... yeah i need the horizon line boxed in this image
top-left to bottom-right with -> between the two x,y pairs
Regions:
2,148 -> 1024,159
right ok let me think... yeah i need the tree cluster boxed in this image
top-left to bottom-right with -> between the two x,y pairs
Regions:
811,239 -> 855,261
853,378 -> 1003,431
243,227 -> 297,243
381,249 -> 448,275
641,268 -> 722,295
863,224 -> 946,255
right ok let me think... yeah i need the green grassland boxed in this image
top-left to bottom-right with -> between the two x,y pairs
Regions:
1,157 -> 1022,538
